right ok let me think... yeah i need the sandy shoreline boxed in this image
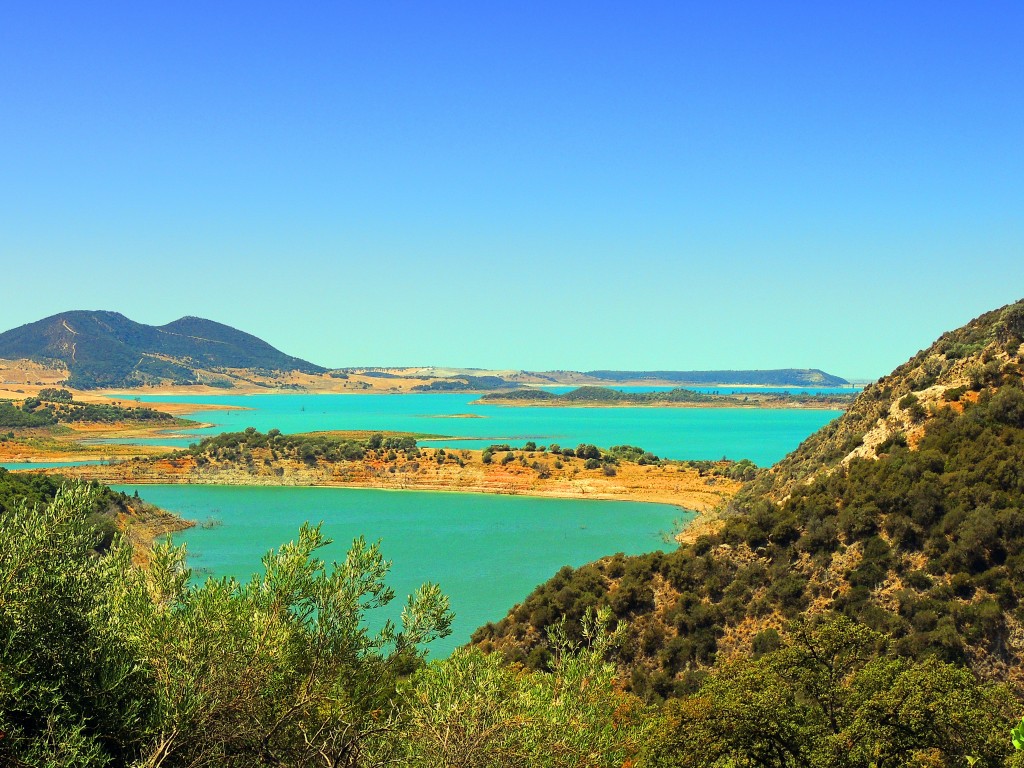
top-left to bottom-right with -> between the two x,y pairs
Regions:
36,448 -> 741,515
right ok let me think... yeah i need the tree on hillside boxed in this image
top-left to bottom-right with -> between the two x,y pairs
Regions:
394,609 -> 652,767
0,485 -> 453,767
644,614 -> 1017,768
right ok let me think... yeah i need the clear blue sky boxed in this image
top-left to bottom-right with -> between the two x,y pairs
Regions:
1,2 -> 1021,379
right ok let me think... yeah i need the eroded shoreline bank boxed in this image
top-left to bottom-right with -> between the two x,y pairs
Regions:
38,446 -> 741,515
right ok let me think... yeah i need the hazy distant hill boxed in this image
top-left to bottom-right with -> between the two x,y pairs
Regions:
0,311 -> 325,388
584,368 -> 849,387
474,299 -> 1024,698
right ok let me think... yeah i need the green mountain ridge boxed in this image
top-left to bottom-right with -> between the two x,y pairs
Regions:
0,310 -> 325,388
472,299 -> 1024,700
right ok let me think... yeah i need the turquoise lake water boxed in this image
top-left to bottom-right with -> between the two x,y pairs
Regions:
115,484 -> 685,655
115,392 -> 842,466
87,392 -> 845,655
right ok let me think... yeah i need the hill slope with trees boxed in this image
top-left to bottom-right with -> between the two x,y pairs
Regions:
0,310 -> 324,388
473,300 -> 1024,701
3,301 -> 1024,766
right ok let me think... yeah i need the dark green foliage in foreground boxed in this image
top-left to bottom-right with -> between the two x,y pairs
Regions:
474,379 -> 1024,696
0,486 -> 155,767
0,469 -> 145,550
645,614 -> 1017,768
0,485 -> 454,767
0,468 -> 121,516
2,491 -> 1017,767
0,485 -> 648,767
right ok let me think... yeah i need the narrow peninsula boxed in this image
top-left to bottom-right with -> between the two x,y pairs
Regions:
41,430 -> 744,514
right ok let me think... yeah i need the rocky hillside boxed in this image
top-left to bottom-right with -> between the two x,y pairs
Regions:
472,299 -> 1024,700
0,311 -> 324,388
751,300 -> 1024,500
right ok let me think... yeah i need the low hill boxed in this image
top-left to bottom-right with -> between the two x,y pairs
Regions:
0,311 -> 325,388
480,386 -> 717,404
472,299 -> 1024,699
584,368 -> 849,387
479,386 -> 857,409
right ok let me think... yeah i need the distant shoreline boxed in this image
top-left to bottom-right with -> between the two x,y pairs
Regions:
473,399 -> 850,410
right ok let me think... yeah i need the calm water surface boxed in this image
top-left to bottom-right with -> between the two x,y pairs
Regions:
93,392 -> 843,655
116,392 -> 841,465
117,484 -> 685,655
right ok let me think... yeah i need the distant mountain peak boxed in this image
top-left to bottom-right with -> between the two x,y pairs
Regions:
0,310 -> 325,388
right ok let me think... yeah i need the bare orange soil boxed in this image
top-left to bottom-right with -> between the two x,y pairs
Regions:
0,359 -> 71,399
43,447 -> 741,514
0,386 -> 245,463
0,417 -> 208,464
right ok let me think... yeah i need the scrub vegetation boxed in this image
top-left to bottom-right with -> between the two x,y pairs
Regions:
0,484 -> 649,767
0,391 -> 176,428
4,300 -> 1024,766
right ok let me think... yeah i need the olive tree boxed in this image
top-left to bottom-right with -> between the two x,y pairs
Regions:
0,483 -> 453,768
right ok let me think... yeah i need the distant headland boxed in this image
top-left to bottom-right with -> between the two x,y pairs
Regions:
0,310 -> 849,394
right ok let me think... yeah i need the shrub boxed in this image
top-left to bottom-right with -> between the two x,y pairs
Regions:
0,485 -> 454,767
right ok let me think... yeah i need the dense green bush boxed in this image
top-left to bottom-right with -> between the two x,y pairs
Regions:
395,609 -> 650,767
0,484 -> 453,767
183,427 -> 421,465
0,483 -> 654,767
0,397 -> 175,427
0,400 -> 56,427
644,615 -> 1017,768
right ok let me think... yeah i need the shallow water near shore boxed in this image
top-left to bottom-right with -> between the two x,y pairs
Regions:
117,484 -> 686,656
119,392 -> 841,465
